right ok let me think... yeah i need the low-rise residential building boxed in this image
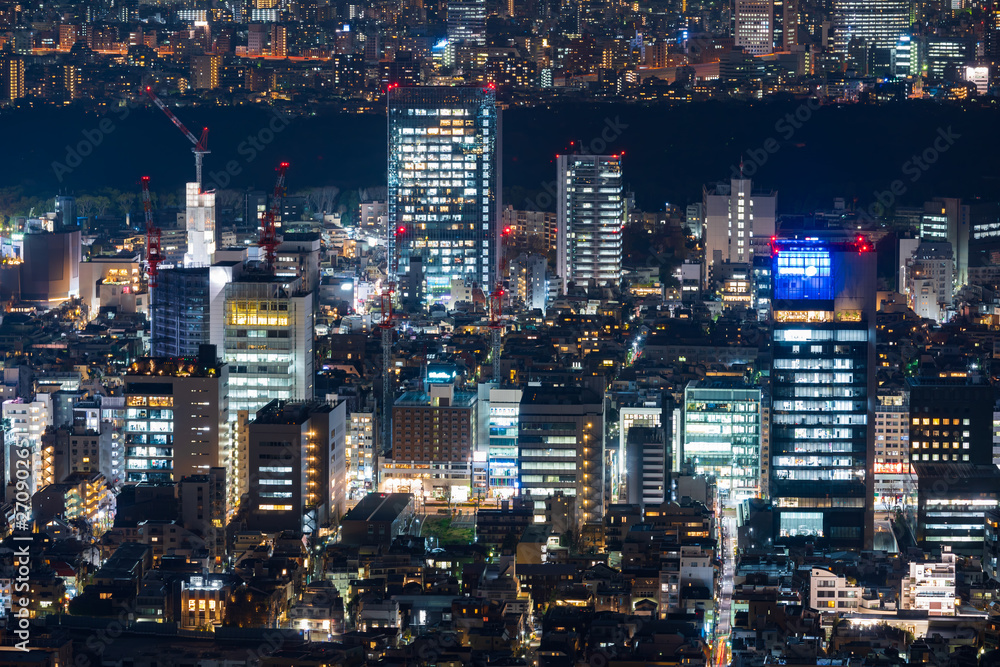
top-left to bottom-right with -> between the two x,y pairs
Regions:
901,551 -> 957,616
809,567 -> 862,612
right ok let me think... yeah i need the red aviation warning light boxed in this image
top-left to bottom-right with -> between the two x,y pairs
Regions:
856,235 -> 871,253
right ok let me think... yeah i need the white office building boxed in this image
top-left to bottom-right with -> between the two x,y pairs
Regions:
703,177 -> 776,287
215,276 -> 314,415
735,0 -> 774,56
809,567 -> 862,612
901,552 -> 957,616
906,242 -> 953,322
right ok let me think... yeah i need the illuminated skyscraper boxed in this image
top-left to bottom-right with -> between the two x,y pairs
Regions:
556,154 -> 624,291
769,236 -> 876,550
682,378 -> 762,506
772,0 -> 797,51
735,0 -> 774,56
215,275 -> 314,414
447,0 -> 486,47
0,54 -> 24,101
387,86 -> 500,304
830,0 -> 910,60
518,386 -> 604,531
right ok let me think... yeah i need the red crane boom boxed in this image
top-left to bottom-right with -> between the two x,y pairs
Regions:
141,176 -> 164,288
145,86 -> 210,188
259,162 -> 289,274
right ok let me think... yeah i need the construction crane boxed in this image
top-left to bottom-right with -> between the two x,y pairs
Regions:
259,162 -> 289,274
488,225 -> 513,384
141,176 -> 164,288
145,86 -> 210,189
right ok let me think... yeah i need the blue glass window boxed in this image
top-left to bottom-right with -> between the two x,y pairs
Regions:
774,251 -> 833,300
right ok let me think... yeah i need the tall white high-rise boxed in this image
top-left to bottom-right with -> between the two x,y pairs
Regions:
184,183 -> 216,267
556,154 -> 624,292
702,176 -> 777,287
735,0 -> 774,56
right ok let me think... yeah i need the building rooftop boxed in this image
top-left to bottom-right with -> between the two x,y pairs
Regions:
906,373 -> 991,387
342,492 -> 413,524
124,354 -> 223,379
686,377 -> 758,392
394,391 -> 476,408
521,385 -> 602,406
253,399 -> 334,425
911,463 -> 1000,482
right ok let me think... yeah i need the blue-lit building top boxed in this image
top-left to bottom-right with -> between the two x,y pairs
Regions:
769,236 -> 876,550
387,86 -> 500,305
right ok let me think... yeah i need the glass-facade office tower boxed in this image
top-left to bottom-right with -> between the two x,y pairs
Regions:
487,387 -> 521,500
447,0 -> 486,47
387,86 -> 500,304
682,379 -> 762,506
770,236 -> 876,550
152,268 -> 210,357
556,154 -> 624,291
830,0 -> 910,59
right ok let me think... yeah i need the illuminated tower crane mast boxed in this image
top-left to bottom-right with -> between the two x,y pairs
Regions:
141,176 -> 163,288
259,162 -> 289,274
